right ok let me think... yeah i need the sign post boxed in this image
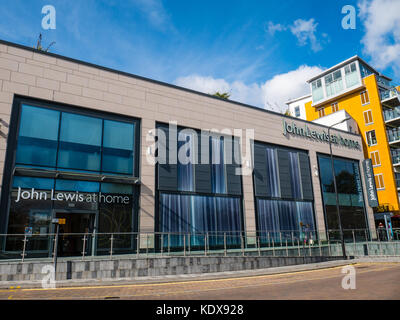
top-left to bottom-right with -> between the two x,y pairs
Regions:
51,218 -> 65,276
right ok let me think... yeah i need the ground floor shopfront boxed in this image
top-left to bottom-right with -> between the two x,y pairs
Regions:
0,40 -> 377,258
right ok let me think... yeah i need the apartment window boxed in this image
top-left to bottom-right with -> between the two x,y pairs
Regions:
294,106 -> 300,117
318,107 -> 325,118
366,130 -> 377,146
374,174 -> 385,190
312,79 -> 324,102
331,102 -> 339,113
344,62 -> 359,88
363,110 -> 374,125
361,91 -> 370,105
325,70 -> 343,97
370,151 -> 381,167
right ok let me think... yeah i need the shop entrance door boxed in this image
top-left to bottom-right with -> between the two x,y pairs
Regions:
55,211 -> 96,257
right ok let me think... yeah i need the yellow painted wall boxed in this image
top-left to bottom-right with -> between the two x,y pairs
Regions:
305,74 -> 400,212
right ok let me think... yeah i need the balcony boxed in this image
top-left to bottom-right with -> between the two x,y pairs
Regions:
396,173 -> 400,190
387,128 -> 400,147
392,151 -> 400,166
380,87 -> 400,108
384,106 -> 400,126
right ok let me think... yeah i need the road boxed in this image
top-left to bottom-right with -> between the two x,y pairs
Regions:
1,262 -> 399,300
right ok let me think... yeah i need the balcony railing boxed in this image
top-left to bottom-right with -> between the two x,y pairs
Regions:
381,87 -> 400,102
391,151 -> 400,165
384,106 -> 400,123
387,128 -> 400,143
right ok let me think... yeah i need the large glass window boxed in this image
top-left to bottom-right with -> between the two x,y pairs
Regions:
318,155 -> 367,233
256,199 -> 315,243
211,135 -> 226,194
14,104 -> 137,176
311,79 -> 324,102
159,193 -> 242,248
344,62 -> 360,88
177,130 -> 195,192
265,147 -> 279,197
325,70 -> 343,97
15,105 -> 60,167
102,120 -> 134,175
289,152 -> 302,199
58,113 -> 102,171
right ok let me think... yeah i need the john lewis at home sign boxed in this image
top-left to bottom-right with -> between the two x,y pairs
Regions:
362,159 -> 379,207
15,187 -> 130,204
282,120 -> 360,149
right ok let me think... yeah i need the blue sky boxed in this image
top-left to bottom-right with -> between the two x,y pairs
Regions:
1,0 -> 399,111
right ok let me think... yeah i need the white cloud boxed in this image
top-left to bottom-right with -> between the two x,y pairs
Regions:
174,65 -> 323,113
266,22 -> 287,36
262,65 -> 324,111
289,18 -> 322,52
174,75 -> 265,108
358,0 -> 400,73
267,18 -> 324,52
131,0 -> 174,32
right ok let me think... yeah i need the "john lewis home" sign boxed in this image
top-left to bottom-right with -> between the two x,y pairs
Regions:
282,119 -> 360,150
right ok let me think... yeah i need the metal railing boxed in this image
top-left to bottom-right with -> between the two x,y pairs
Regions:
380,87 -> 400,102
384,106 -> 400,122
1,228 -> 400,262
387,128 -> 400,143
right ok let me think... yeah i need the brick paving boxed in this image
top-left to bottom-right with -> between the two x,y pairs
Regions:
0,262 -> 399,300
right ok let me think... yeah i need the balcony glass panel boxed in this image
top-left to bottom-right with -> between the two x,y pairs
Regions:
312,79 -> 324,102
325,70 -> 343,97
387,128 -> 400,143
384,106 -> 400,122
345,63 -> 359,88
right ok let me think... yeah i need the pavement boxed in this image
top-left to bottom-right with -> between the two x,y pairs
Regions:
0,257 -> 399,299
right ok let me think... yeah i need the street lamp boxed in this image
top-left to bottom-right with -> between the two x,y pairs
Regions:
328,117 -> 351,260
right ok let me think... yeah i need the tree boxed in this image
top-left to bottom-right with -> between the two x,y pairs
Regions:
35,33 -> 56,52
212,91 -> 231,99
284,107 -> 292,117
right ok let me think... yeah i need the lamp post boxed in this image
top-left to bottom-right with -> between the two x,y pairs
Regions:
328,117 -> 351,260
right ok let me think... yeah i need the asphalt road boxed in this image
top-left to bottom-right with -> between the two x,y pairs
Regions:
1,262 -> 399,300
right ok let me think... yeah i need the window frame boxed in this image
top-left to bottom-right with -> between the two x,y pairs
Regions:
370,150 -> 381,167
365,130 -> 377,146
374,173 -> 385,190
318,107 -> 325,118
361,90 -> 370,105
331,102 -> 339,113
363,109 -> 374,126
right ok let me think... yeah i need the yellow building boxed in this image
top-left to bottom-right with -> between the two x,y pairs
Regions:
304,56 -> 400,216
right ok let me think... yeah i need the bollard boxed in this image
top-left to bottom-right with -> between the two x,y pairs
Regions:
146,234 -> 149,258
21,235 -> 28,262
82,234 -> 87,260
188,234 -> 191,256
136,233 -> 140,258
183,234 -> 186,257
224,233 -> 227,257
297,239 -> 300,257
319,239 -> 322,256
168,233 -> 171,256
267,232 -> 270,248
161,234 -> 164,257
352,230 -> 356,256
286,239 -> 288,257
204,234 -> 207,256
328,238 -> 331,256
308,239 -> 311,256
258,237 -> 261,257
291,231 -> 294,247
109,234 -> 113,260
241,235 -> 244,257
272,237 -> 275,257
